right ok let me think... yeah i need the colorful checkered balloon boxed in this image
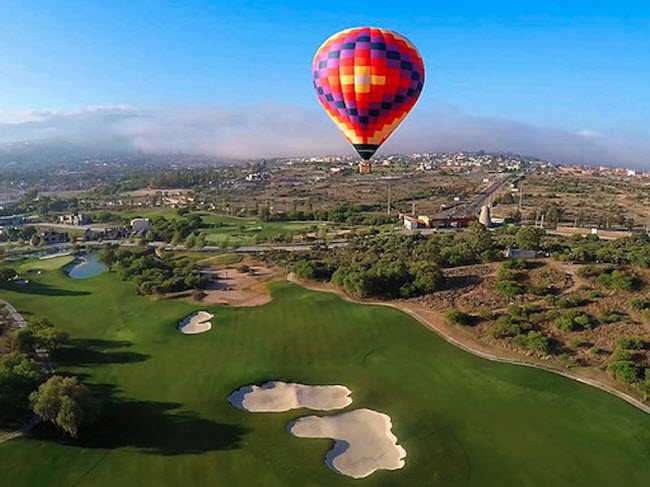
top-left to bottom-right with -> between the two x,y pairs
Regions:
312,27 -> 425,160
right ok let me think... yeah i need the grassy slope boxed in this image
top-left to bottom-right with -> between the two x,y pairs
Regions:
0,267 -> 649,486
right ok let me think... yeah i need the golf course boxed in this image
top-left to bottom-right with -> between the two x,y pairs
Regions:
1,259 -> 650,486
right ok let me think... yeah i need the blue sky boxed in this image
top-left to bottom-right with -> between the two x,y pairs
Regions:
1,1 -> 649,166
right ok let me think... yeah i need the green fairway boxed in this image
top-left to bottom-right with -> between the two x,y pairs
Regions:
199,214 -> 328,245
1,265 -> 650,486
17,254 -> 74,272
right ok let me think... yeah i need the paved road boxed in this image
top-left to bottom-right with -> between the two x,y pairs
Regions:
0,297 -> 26,328
2,240 -> 349,256
444,172 -> 519,217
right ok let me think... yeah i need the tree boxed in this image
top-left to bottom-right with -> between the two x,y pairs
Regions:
497,280 -> 522,298
184,233 -> 197,249
98,245 -> 118,271
30,376 -> 96,437
0,267 -> 17,287
170,230 -> 182,247
195,233 -> 206,249
445,310 -> 474,326
515,226 -> 545,250
258,205 -> 271,222
15,317 -> 68,354
0,353 -> 45,422
463,223 -> 494,257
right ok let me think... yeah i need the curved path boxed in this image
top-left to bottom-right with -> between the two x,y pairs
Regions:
287,273 -> 650,416
0,298 -> 53,444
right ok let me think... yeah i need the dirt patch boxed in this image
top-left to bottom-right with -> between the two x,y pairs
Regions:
199,259 -> 278,307
418,261 -> 573,313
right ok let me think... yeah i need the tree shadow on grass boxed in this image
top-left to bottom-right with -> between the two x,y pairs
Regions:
7,281 -> 90,297
30,383 -> 249,455
56,339 -> 150,368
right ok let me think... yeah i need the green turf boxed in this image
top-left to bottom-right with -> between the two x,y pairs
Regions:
199,213 -> 327,245
0,267 -> 650,486
17,255 -> 74,272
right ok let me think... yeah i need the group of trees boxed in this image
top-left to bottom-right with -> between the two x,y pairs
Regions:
0,312 -> 94,437
0,225 -> 37,243
0,352 -> 45,423
256,201 -> 394,226
331,259 -> 443,299
99,245 -> 208,295
276,224 -> 513,300
0,267 -> 17,287
145,215 -> 203,244
14,317 -> 69,355
553,234 -> 650,268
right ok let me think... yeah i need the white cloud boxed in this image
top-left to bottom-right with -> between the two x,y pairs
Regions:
0,104 -> 648,169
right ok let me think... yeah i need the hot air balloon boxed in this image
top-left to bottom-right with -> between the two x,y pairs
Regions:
312,27 -> 425,173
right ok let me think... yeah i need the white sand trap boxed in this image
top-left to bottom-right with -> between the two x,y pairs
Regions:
289,408 -> 406,479
178,311 -> 213,334
228,381 -> 352,412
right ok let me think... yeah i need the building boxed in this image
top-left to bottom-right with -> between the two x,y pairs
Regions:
130,218 -> 152,233
59,213 -> 91,226
38,230 -> 69,245
403,215 -> 426,229
103,227 -> 132,240
0,215 -> 23,227
402,214 -> 477,230
504,249 -> 538,259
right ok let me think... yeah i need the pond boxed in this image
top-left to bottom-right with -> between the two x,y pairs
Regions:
65,253 -> 107,279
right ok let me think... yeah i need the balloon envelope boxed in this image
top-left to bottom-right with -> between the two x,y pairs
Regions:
312,27 -> 425,160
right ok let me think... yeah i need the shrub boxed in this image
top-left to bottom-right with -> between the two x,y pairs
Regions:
557,296 -> 588,308
445,310 -> 474,326
544,294 -> 558,305
631,298 -> 650,310
597,270 -> 636,291
578,265 -> 604,278
608,361 -> 641,383
599,309 -> 625,324
489,316 -> 520,338
554,310 -> 594,331
616,336 -> 645,350
588,289 -> 603,299
502,258 -> 527,270
478,309 -> 494,321
513,331 -> 551,353
497,280 -> 523,298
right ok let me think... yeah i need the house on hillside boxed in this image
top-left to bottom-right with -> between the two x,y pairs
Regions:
38,230 -> 69,245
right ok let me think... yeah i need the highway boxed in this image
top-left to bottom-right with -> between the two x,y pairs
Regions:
443,172 -> 522,218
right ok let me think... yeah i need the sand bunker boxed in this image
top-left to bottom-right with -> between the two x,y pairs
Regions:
200,266 -> 272,307
228,381 -> 352,412
289,408 -> 406,479
178,311 -> 213,334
